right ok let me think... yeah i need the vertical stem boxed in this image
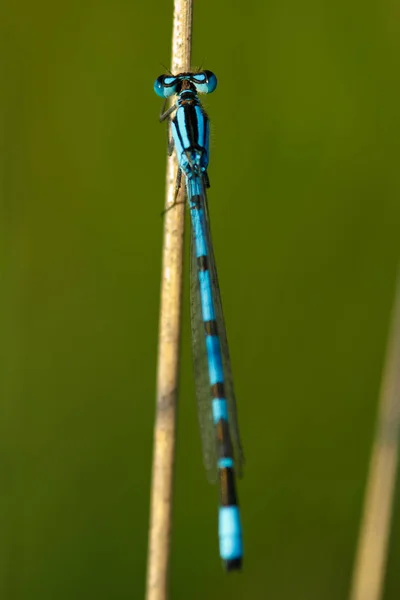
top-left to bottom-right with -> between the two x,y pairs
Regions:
349,268 -> 400,600
145,3 -> 193,600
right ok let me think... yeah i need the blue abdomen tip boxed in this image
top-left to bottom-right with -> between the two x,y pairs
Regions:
218,506 -> 243,561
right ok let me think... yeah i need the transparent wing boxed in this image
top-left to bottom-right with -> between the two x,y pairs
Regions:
190,211 -> 218,483
189,180 -> 244,484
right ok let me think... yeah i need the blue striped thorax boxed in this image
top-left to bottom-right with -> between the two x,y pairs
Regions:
154,71 -> 217,180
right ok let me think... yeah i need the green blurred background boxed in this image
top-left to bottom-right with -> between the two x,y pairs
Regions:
1,0 -> 400,598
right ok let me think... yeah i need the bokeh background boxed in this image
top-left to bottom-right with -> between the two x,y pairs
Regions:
2,1 -> 400,598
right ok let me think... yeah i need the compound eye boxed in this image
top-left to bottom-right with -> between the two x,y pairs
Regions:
153,75 -> 178,98
192,70 -> 217,94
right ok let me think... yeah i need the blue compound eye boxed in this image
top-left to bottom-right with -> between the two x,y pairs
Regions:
192,70 -> 217,94
153,75 -> 178,98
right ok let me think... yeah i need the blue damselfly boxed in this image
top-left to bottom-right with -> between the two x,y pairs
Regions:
154,71 -> 244,570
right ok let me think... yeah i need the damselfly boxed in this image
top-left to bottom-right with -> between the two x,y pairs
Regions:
154,71 -> 244,571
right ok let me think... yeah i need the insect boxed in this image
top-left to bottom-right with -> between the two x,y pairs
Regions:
154,70 -> 244,570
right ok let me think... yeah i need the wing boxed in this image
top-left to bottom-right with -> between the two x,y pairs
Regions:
189,179 -> 244,483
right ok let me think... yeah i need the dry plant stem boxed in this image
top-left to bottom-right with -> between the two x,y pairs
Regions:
145,2 -> 193,600
349,269 -> 400,600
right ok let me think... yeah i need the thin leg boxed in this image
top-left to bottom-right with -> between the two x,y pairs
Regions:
175,168 -> 182,193
160,103 -> 177,123
167,130 -> 174,156
161,168 -> 185,216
